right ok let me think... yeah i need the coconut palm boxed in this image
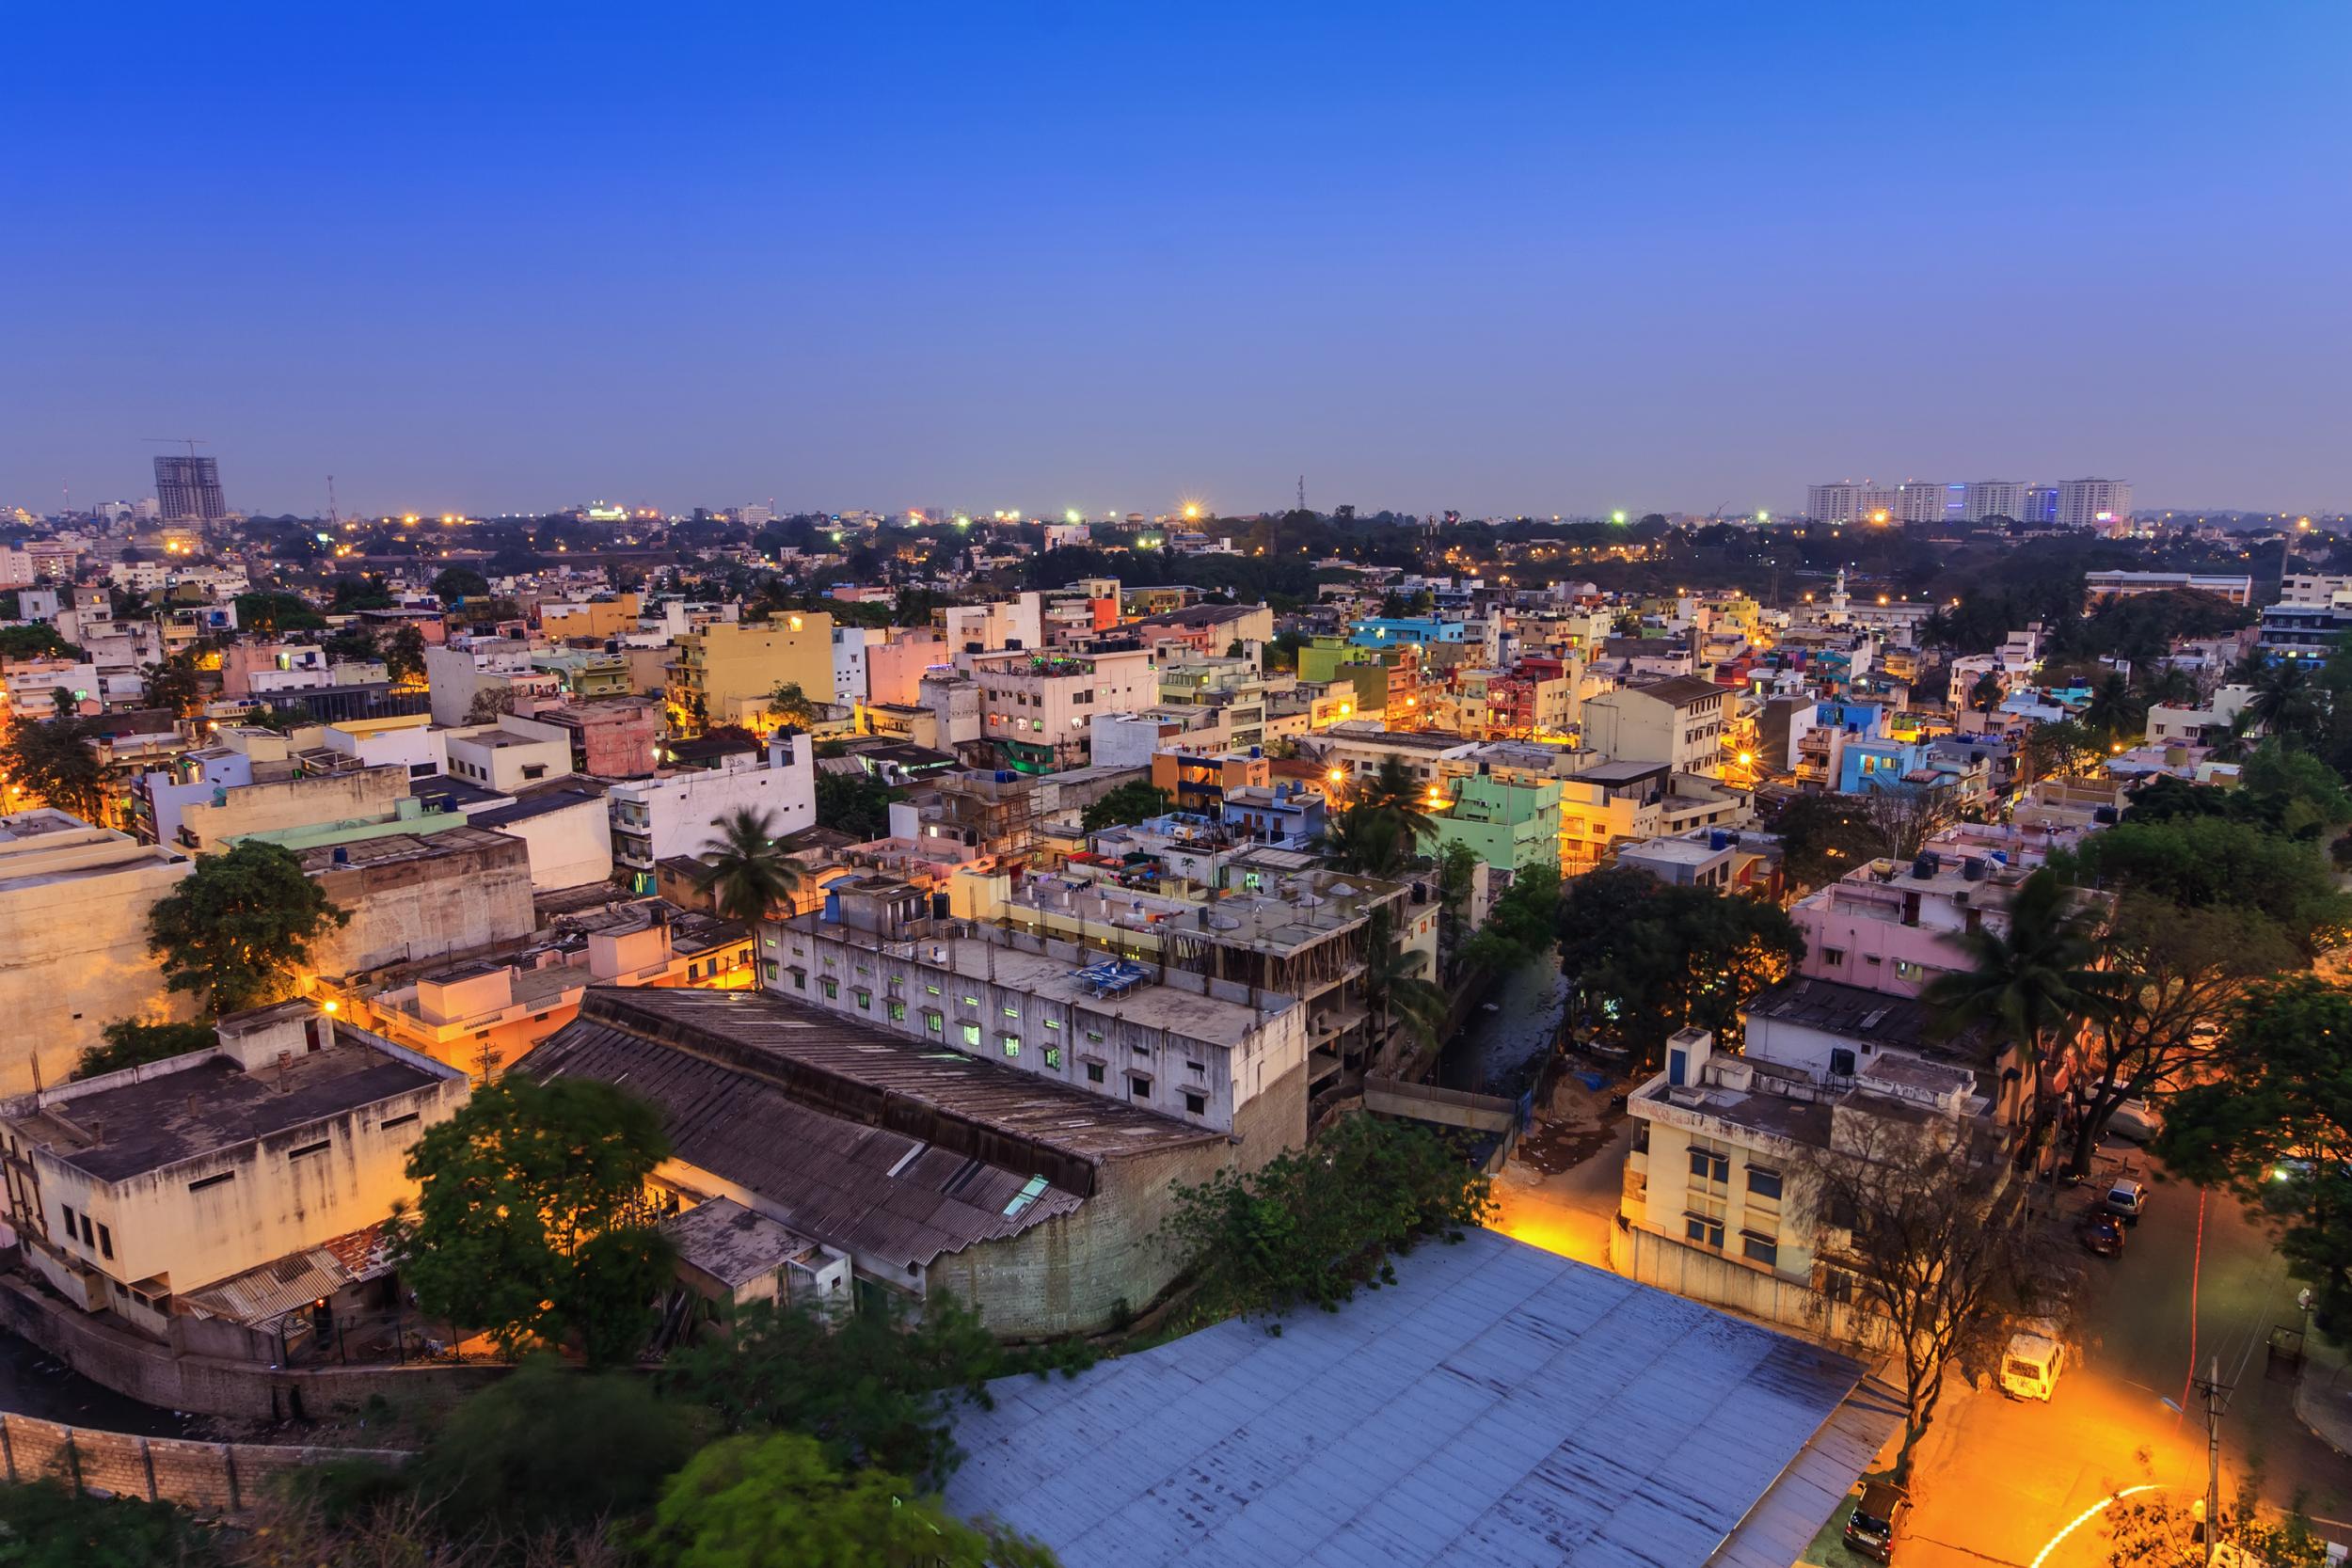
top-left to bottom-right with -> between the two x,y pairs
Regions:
1352,755 -> 1440,843
2246,658 -> 2327,744
691,807 -> 803,926
2081,672 -> 2148,747
1311,804 -> 1410,879
1360,910 -> 1449,1052
1923,868 -> 2118,1153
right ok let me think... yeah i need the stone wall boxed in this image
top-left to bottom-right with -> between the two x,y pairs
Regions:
0,1412 -> 408,1512
0,1276 -> 505,1419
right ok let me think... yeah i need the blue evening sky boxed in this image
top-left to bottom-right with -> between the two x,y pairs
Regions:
3,2 -> 2346,518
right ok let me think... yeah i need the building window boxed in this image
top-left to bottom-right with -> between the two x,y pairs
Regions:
80,1214 -> 94,1245
1043,1046 -> 1061,1069
380,1112 -> 421,1131
763,960 -> 780,982
1741,1230 -> 1779,1267
1894,958 -> 1926,983
96,1224 -> 113,1260
1002,1005 -> 1020,1019
1683,1213 -> 1725,1249
287,1139 -> 332,1160
1822,1268 -> 1855,1305
1129,1074 -> 1151,1100
854,990 -> 871,1011
1043,1018 -> 1061,1031
926,984 -> 941,996
1747,1166 -> 1784,1201
1687,1147 -> 1729,1183
960,1022 -> 981,1047
1820,946 -> 1846,967
1001,1035 -> 1021,1057
1085,1030 -> 1104,1043
1184,1092 -> 1207,1116
188,1171 -> 235,1194
887,1000 -> 906,1022
1085,1062 -> 1104,1084
60,1204 -> 74,1241
926,1013 -> 944,1037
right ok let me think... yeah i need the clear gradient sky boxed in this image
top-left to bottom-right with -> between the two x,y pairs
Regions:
5,3 -> 2347,520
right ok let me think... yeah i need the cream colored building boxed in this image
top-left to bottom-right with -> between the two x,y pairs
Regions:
1578,675 -> 1730,776
0,1002 -> 469,1344
0,810 -> 194,1093
177,763 -> 410,855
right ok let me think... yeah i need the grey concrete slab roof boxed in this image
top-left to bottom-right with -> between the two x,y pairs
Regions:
946,1228 -> 1886,1568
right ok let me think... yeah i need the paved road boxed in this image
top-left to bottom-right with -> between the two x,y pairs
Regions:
1903,1151 -> 2352,1567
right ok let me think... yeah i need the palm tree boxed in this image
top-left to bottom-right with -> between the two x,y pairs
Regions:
2081,672 -> 2147,747
1349,756 -> 1439,860
1922,869 -> 2117,1158
2137,665 -> 2195,707
2246,658 -> 2327,744
1359,911 -> 1449,1056
691,807 -> 803,926
1311,804 -> 1409,879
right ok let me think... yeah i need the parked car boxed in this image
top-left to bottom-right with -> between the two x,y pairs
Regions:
2106,1099 -> 2164,1143
2079,1212 -> 2126,1257
2105,1179 -> 2149,1225
1842,1480 -> 1911,1562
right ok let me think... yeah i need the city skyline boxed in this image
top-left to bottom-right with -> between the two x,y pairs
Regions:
6,4 -> 2348,518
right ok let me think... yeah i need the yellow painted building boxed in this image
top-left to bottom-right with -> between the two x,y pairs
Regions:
664,611 -> 837,735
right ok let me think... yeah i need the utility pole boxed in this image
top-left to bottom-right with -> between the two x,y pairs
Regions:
2192,1354 -> 2229,1565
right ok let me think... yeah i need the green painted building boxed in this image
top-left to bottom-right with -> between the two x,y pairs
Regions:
1418,773 -> 1563,877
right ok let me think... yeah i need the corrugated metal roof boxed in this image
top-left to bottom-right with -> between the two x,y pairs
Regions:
522,1013 -> 1089,1273
181,1248 -> 348,1328
945,1229 -> 1888,1568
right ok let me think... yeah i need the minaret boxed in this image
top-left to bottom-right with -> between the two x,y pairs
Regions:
1828,567 -> 1851,626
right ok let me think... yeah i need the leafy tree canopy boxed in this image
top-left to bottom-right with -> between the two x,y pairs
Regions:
407,1354 -> 699,1536
394,1077 -> 674,1363
639,1431 -> 1058,1568
1557,868 -> 1803,1061
429,564 -> 492,602
1080,780 -> 1170,832
2059,815 -> 2352,954
78,1018 -> 217,1079
2157,976 -> 2352,1329
1159,1113 -> 1493,1322
0,623 -> 87,661
814,768 -> 893,840
663,1291 -> 1009,1488
147,841 -> 349,1012
232,590 -> 326,634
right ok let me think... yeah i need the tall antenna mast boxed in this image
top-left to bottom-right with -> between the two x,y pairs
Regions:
1296,475 -> 1306,513
326,475 -> 340,531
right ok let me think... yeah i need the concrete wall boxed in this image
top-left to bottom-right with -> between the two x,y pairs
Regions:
180,767 -> 409,854
485,795 -> 612,891
0,1275 -> 506,1418
0,835 -> 193,1094
309,833 -> 536,974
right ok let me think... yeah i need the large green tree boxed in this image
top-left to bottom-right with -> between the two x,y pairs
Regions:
406,1354 -> 698,1536
1158,1113 -> 1493,1321
147,842 -> 348,1012
2158,976 -> 2352,1328
1556,868 -> 1803,1062
1,714 -> 108,819
1079,779 -> 1170,832
814,768 -> 893,840
2061,815 -> 2352,956
691,805 -> 803,924
662,1291 -> 1002,1487
430,564 -> 491,602
393,1077 -> 675,1363
639,1432 -> 1058,1568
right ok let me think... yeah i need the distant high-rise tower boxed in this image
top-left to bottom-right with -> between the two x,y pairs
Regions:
2056,478 -> 2133,530
153,455 -> 226,523
1963,480 -> 2030,523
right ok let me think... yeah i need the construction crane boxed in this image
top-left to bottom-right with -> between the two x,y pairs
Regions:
143,436 -> 209,456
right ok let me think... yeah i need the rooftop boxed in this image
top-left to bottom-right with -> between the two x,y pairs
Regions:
661,1197 -> 827,1288
1747,977 -> 1984,1059
945,1227 -> 1898,1568
294,824 -> 519,873
5,1033 -> 446,1184
1629,674 -> 1729,706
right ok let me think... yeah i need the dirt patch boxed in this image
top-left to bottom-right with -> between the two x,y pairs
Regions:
1511,1076 -> 1631,1177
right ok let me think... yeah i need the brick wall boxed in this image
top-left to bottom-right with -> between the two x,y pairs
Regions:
0,1412 -> 408,1512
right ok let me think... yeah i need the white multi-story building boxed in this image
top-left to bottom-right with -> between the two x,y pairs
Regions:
1962,480 -> 2031,523
831,626 -> 880,707
606,732 -> 815,894
2057,478 -> 2133,530
1893,482 -> 1951,524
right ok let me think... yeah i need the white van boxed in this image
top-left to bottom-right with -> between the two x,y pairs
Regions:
2001,1324 -> 2066,1402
